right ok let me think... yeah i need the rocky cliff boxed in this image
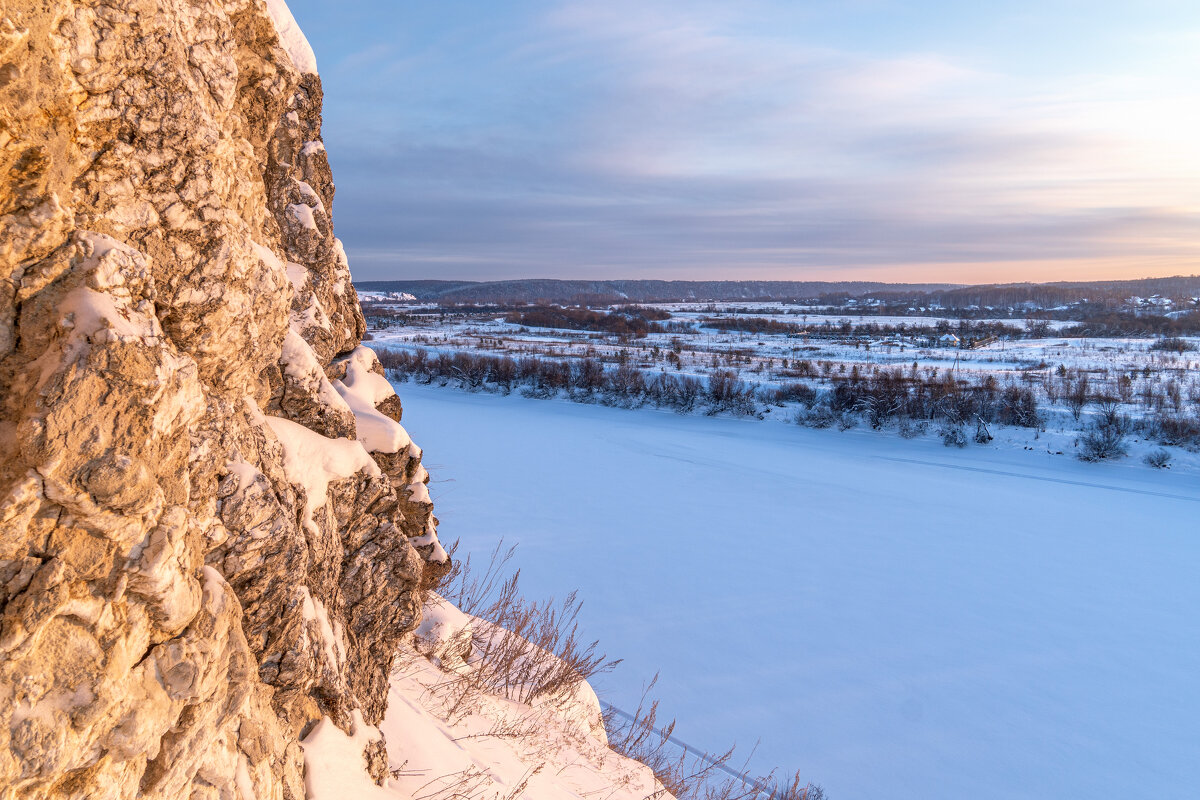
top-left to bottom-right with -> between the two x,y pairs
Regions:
0,1 -> 449,797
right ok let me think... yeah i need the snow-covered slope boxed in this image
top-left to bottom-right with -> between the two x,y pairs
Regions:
304,594 -> 670,800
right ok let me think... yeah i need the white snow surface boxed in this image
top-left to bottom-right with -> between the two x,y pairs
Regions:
299,586 -> 346,670
408,517 -> 448,563
264,0 -> 317,74
333,347 -> 412,454
340,347 -> 398,405
294,180 -> 326,212
59,233 -> 160,342
301,595 -> 664,800
404,480 -> 430,505
249,240 -> 285,275
223,458 -> 260,494
284,261 -> 308,291
282,259 -> 334,332
262,414 -> 379,533
395,381 -> 1200,800
300,710 -> 384,800
286,202 -> 319,231
281,329 -> 353,417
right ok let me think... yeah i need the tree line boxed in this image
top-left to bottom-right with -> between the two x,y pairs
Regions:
503,305 -> 688,338
374,348 -> 1042,434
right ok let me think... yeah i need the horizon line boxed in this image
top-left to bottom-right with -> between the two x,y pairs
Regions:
355,273 -> 1200,288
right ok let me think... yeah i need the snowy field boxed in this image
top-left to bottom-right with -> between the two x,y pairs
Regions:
396,382 -> 1200,800
367,307 -> 1199,388
657,304 -> 1079,331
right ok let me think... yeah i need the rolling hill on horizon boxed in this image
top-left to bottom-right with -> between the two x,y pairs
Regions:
356,276 -> 1200,306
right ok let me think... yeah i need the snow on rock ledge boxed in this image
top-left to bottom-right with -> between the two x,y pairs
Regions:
262,413 -> 380,533
265,0 -> 318,74
334,346 -> 413,454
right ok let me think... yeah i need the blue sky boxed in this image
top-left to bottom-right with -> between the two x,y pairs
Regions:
286,0 -> 1200,282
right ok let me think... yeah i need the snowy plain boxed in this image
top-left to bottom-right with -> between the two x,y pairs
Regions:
395,381 -> 1200,800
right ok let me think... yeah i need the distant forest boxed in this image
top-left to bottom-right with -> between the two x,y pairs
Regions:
358,276 -> 1200,310
358,278 -> 957,304
504,305 -> 687,337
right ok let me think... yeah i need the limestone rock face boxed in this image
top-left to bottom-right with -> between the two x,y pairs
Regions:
0,2 -> 446,798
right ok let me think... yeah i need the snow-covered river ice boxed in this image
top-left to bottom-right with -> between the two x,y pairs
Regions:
396,381 -> 1200,800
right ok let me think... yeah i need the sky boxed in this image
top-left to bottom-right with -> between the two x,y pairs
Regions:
285,0 -> 1200,284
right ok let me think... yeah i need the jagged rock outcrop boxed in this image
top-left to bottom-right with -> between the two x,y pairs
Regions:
0,1 -> 446,798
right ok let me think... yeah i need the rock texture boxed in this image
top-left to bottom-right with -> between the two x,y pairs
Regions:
0,2 -> 446,798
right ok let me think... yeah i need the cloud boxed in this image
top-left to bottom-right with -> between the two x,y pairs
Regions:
307,0 -> 1200,281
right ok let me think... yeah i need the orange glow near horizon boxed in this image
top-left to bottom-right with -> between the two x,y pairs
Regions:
775,256 -> 1200,286
376,256 -> 1200,286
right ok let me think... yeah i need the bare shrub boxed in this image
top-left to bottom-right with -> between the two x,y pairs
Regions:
1078,402 -> 1130,462
378,343 -> 1041,443
1079,426 -> 1128,461
1150,337 -> 1196,353
572,357 -> 606,399
795,404 -> 835,429
996,384 -> 1040,428
940,423 -> 967,448
768,382 -> 818,407
436,541 -> 620,713
404,762 -> 546,800
1096,402 -> 1131,436
1144,448 -> 1173,469
1077,405 -> 1130,462
1146,411 -> 1200,449
707,370 -> 758,416
606,363 -> 647,408
1064,373 -> 1090,420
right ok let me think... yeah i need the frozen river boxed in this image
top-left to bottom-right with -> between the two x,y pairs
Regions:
396,382 -> 1200,800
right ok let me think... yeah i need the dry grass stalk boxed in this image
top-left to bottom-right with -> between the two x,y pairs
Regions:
604,677 -> 826,800
439,541 -> 621,707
